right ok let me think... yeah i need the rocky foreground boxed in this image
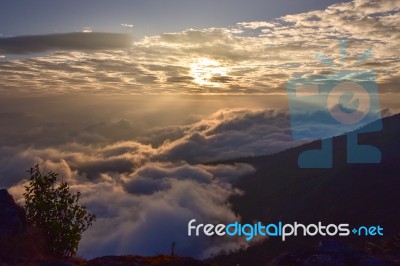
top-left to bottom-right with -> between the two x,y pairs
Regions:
0,188 -> 208,266
1,189 -> 399,266
0,256 -> 208,266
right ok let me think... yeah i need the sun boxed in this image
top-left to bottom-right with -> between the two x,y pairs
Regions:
190,58 -> 229,87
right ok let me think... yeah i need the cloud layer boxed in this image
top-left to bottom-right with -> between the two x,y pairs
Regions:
1,108 -> 298,186
2,104 -> 394,258
2,107 -> 301,258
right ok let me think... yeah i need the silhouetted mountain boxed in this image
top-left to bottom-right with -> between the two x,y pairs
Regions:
0,189 -> 25,238
209,114 -> 400,265
269,240 -> 397,266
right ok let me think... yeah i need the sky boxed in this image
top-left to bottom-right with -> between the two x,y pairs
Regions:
0,0 -> 399,260
0,0 -> 398,96
0,0 -> 352,37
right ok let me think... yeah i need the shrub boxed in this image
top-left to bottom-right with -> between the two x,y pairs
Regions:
23,165 -> 96,257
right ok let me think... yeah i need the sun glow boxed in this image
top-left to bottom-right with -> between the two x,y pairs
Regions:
190,58 -> 229,87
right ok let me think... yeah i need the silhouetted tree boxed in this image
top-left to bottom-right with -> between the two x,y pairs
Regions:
23,165 -> 96,257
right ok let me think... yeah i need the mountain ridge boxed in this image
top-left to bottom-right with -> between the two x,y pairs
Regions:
207,113 -> 400,265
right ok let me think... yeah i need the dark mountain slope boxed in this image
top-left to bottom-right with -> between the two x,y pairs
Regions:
209,114 -> 400,265
230,114 -> 400,230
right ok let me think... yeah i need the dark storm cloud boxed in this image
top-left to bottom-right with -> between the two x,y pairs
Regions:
0,32 -> 132,54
